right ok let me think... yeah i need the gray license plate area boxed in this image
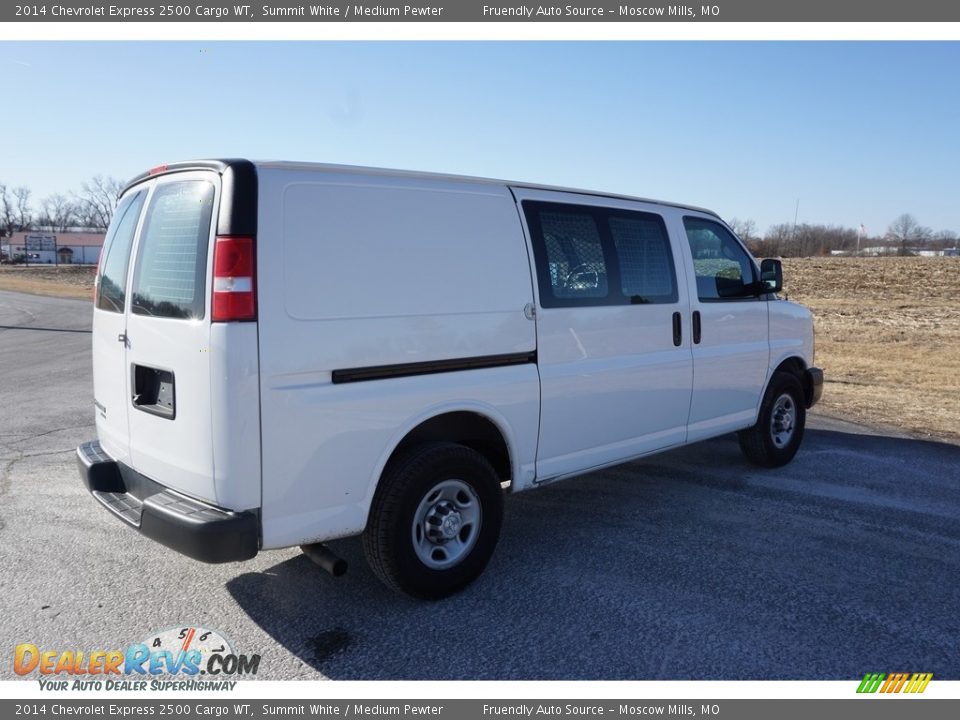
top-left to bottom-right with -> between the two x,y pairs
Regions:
132,364 -> 176,419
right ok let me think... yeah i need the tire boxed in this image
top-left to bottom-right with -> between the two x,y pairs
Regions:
362,442 -> 503,600
738,371 -> 807,468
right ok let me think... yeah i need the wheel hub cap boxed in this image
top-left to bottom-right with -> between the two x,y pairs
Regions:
412,479 -> 482,570
773,407 -> 793,433
426,501 -> 463,541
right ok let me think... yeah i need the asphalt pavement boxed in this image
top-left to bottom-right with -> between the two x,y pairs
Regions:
1,289 -> 958,680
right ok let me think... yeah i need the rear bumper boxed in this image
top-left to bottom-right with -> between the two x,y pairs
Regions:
805,367 -> 824,408
77,440 -> 259,564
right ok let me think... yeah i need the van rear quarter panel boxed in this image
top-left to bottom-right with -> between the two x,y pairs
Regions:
255,168 -> 539,549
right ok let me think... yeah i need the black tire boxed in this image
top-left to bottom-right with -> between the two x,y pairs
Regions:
362,442 -> 503,600
738,371 -> 807,468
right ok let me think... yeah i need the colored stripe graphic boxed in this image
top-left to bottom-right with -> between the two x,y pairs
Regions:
891,673 -> 909,693
857,673 -> 885,693
905,673 -> 933,693
857,672 -> 932,693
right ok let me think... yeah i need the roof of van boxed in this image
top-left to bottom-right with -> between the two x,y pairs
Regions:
125,159 -> 721,218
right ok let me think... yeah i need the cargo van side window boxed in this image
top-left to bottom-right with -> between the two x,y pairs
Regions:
538,210 -> 608,302
131,181 -> 215,320
524,201 -> 678,307
96,191 -> 146,313
609,214 -> 678,304
683,217 -> 757,301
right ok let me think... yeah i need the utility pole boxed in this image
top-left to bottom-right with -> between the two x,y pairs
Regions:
791,199 -> 800,254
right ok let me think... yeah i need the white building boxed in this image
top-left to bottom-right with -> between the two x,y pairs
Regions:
1,231 -> 104,265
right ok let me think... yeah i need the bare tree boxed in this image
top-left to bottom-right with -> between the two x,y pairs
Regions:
38,193 -> 77,232
886,213 -> 931,256
0,183 -> 10,238
931,229 -> 958,250
74,175 -> 123,231
0,184 -> 34,238
729,218 -> 758,243
764,223 -> 796,257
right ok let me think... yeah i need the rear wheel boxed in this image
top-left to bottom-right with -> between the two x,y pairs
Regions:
362,442 -> 503,600
738,371 -> 806,468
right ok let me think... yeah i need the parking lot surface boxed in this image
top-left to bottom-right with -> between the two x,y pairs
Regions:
1,290 -> 958,680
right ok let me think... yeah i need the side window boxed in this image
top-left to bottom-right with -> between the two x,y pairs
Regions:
131,181 -> 215,320
96,191 -> 146,313
609,214 -> 677,304
524,200 -> 678,307
683,217 -> 757,301
535,208 -> 608,303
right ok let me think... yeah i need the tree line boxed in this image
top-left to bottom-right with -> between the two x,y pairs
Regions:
730,214 -> 958,257
0,176 -> 124,237
2,177 -> 957,258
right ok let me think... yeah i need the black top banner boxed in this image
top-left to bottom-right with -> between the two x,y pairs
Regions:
5,0 -> 960,22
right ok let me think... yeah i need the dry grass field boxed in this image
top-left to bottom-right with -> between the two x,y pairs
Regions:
783,257 -> 960,443
0,265 -> 96,299
2,257 -> 957,442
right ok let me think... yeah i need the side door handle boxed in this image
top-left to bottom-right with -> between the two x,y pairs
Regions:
672,312 -> 682,347
692,311 -> 701,345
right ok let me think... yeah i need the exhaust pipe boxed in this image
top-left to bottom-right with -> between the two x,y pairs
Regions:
300,543 -> 347,577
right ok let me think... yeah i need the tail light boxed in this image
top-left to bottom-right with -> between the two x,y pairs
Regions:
211,236 -> 256,322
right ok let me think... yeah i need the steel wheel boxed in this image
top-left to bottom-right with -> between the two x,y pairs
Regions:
769,393 -> 796,448
411,479 -> 482,570
738,371 -> 807,468
363,442 -> 503,599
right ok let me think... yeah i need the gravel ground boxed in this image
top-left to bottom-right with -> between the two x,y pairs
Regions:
2,290 -> 958,681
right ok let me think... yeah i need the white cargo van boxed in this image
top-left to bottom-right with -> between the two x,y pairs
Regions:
78,160 -> 822,599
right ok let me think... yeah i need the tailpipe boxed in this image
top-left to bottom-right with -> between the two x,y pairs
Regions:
300,543 -> 347,577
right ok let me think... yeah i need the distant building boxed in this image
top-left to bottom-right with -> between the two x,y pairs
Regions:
1,231 -> 104,265
859,246 -> 898,256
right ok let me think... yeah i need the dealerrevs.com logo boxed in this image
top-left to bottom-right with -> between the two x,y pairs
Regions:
14,626 -> 260,691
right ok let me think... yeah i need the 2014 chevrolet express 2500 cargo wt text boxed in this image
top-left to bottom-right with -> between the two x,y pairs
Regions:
78,160 -> 823,599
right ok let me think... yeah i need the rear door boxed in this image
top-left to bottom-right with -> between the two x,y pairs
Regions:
92,190 -> 148,465
123,173 -> 220,503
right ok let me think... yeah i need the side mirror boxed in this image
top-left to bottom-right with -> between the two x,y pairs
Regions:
760,258 -> 783,293
715,274 -> 747,297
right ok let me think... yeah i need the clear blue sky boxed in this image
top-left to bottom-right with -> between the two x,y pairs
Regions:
1,41 -> 958,236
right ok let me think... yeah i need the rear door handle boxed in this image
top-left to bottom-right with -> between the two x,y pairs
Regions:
692,311 -> 701,345
672,312 -> 682,347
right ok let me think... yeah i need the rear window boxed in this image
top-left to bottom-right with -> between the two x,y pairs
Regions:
131,181 -> 215,320
96,190 -> 146,313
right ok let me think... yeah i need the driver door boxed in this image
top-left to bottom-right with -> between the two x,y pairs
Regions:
679,214 -> 770,441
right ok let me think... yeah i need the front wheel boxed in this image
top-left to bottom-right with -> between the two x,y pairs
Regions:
362,442 -> 503,600
738,371 -> 807,468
